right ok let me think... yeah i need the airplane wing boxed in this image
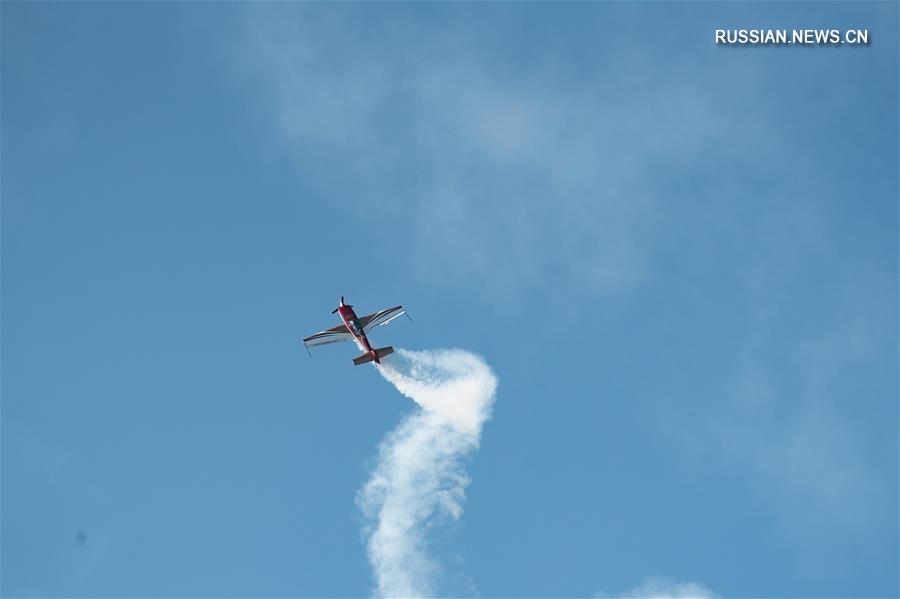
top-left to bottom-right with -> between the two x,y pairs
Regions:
302,323 -> 352,350
358,305 -> 406,332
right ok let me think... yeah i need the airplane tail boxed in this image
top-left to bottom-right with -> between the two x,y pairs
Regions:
353,346 -> 394,366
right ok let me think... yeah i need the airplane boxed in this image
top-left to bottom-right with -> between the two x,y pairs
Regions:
301,297 -> 409,366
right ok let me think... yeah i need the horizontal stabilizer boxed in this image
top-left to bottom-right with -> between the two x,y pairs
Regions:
353,353 -> 374,366
352,346 -> 394,366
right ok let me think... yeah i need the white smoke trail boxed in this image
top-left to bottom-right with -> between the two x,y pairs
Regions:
357,348 -> 498,598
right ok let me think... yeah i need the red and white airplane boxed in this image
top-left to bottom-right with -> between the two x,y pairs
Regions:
302,297 -> 409,366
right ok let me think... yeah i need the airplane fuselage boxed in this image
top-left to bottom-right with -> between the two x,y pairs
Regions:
337,304 -> 379,363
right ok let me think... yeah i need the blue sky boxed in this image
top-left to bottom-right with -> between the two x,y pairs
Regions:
2,2 -> 897,597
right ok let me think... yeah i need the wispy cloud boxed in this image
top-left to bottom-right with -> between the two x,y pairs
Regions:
619,577 -> 718,599
232,6 -> 737,315
357,349 -> 498,597
595,577 -> 718,599
710,247 -> 897,571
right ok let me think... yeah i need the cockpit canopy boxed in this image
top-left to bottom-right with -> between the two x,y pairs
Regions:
349,318 -> 363,335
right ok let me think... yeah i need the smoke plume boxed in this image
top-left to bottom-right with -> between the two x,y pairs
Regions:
357,348 -> 498,598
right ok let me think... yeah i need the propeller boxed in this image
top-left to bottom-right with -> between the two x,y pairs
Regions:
331,296 -> 350,314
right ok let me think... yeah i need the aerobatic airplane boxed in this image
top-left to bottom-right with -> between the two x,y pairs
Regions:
302,297 -> 409,366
